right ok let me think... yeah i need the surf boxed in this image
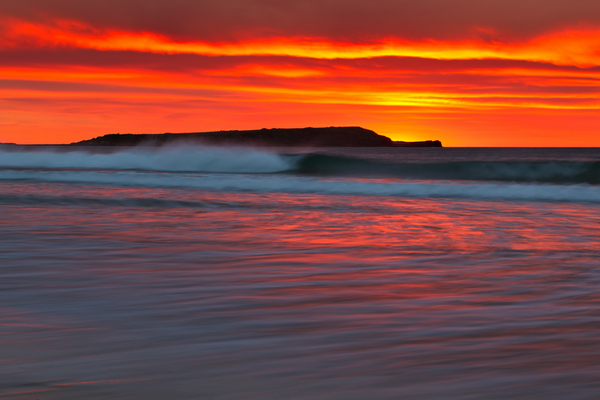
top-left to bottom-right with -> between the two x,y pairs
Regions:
2,168 -> 600,204
2,146 -> 599,184
0,145 -> 291,174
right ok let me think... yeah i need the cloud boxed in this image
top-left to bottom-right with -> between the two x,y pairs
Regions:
3,17 -> 600,67
2,0 -> 600,42
1,0 -> 600,145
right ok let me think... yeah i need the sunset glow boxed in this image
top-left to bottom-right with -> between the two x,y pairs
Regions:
1,1 -> 600,145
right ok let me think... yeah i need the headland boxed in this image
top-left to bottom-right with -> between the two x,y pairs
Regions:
70,127 -> 442,148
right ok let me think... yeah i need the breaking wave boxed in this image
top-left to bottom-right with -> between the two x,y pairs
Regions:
1,146 -> 598,184
1,146 -> 599,205
0,145 -> 290,173
292,154 -> 600,184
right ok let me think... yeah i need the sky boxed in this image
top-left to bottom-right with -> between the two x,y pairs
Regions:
1,0 -> 599,146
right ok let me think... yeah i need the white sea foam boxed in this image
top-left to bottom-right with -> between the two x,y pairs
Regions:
1,168 -> 600,203
1,146 -> 599,203
0,146 -> 292,173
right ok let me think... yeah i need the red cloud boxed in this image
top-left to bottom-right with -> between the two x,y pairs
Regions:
1,1 -> 600,145
3,0 -> 600,41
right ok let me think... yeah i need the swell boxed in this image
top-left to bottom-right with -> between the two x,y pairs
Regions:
2,169 -> 600,204
292,154 -> 600,184
0,194 -> 210,208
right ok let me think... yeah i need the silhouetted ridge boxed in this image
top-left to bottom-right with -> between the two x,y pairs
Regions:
70,127 -> 442,147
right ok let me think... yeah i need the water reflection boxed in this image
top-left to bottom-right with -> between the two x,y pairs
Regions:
1,183 -> 600,399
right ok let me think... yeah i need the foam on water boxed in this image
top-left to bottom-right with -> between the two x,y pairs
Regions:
1,168 -> 599,204
0,145 -> 291,173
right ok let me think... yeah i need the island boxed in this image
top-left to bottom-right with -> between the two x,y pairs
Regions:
70,127 -> 442,148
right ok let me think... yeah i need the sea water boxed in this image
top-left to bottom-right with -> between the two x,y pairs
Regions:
1,145 -> 600,399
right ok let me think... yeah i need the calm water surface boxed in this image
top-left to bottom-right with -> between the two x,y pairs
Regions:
1,147 -> 600,399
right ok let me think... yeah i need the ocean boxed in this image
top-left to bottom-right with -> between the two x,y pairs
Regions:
1,145 -> 600,399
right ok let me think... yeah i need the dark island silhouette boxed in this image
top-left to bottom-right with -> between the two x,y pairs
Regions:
70,127 -> 442,148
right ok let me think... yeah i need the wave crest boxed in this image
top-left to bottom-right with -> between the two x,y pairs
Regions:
292,153 -> 600,184
0,146 -> 291,173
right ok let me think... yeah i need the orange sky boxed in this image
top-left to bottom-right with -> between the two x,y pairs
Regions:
1,1 -> 599,145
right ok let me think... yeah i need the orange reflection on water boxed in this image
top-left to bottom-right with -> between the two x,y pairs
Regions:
2,183 -> 600,398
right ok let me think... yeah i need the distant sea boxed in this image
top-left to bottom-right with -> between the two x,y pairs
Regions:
1,145 -> 600,399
